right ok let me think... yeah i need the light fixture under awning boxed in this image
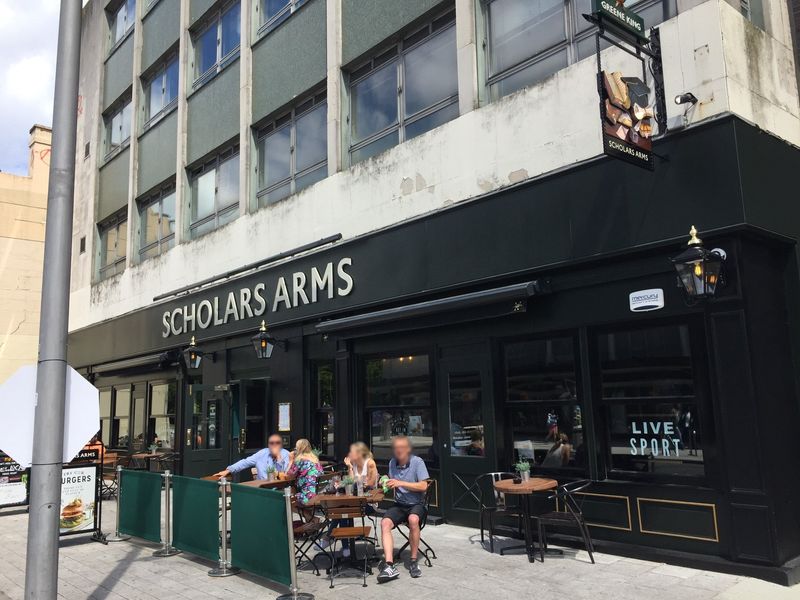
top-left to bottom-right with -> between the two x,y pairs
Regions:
315,280 -> 550,335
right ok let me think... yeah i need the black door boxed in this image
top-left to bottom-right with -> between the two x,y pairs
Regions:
437,354 -> 496,526
182,383 -> 232,477
230,379 -> 271,479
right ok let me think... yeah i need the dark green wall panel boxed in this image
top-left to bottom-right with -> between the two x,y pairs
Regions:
342,0 -> 446,64
190,0 -> 217,27
252,0 -> 326,123
103,34 -> 134,110
142,0 -> 180,71
138,111 -> 178,194
187,63 -> 240,164
98,148 -> 131,221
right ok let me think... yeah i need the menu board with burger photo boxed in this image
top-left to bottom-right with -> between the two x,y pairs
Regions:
59,464 -> 100,537
600,70 -> 655,170
0,453 -> 28,509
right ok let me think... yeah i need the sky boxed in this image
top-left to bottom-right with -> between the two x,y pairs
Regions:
0,0 -> 62,175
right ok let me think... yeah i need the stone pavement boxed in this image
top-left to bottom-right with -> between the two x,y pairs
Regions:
1,501 -> 798,600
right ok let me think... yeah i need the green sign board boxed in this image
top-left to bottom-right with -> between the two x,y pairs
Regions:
592,0 -> 647,41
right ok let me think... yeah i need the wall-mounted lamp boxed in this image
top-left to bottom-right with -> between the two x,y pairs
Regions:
182,336 -> 211,369
251,320 -> 288,360
670,226 -> 726,302
674,92 -> 698,106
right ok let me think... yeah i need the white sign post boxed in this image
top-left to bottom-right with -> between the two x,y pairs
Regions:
0,365 -> 100,468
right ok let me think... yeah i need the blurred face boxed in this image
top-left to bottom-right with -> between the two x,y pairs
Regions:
348,445 -> 361,464
268,436 -> 283,455
393,438 -> 411,464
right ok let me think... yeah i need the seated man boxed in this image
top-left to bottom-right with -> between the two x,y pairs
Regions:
377,436 -> 429,583
213,433 -> 290,480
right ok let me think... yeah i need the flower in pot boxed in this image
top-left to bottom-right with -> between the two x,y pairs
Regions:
342,475 -> 355,496
515,461 -> 531,482
266,465 -> 276,482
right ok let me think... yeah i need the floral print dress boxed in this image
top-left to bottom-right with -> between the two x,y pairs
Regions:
288,458 -> 323,506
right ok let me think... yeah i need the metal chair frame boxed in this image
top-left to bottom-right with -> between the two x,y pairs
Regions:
319,497 -> 376,588
476,471 -> 524,553
536,479 -> 596,564
393,479 -> 437,567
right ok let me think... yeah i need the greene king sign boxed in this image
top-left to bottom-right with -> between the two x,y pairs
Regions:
161,257 -> 354,338
592,0 -> 646,40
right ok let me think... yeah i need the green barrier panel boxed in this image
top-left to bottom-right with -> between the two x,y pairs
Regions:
172,476 -> 220,561
118,469 -> 162,543
230,485 -> 292,586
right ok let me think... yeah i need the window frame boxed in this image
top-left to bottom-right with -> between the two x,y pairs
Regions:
104,98 -> 133,159
310,360 -> 336,460
255,91 -> 327,207
97,210 -> 128,281
137,184 -> 176,261
188,146 -> 241,239
109,0 -> 136,51
347,10 -> 458,164
193,1 -> 241,89
99,384 -> 133,451
257,0 -> 308,36
143,54 -> 179,129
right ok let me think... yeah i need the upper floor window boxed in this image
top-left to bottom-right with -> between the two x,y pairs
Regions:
145,56 -> 179,126
98,212 -> 128,280
348,11 -> 458,165
105,99 -> 133,157
484,0 -> 675,99
194,1 -> 241,87
138,186 -> 176,260
189,146 -> 240,239
111,0 -> 136,47
259,0 -> 308,35
256,92 -> 327,207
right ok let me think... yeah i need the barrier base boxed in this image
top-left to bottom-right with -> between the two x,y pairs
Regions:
106,534 -> 131,543
153,546 -> 180,557
208,564 -> 240,577
276,593 -> 315,600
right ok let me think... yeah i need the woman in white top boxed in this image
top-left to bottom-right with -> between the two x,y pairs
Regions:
344,441 -> 378,488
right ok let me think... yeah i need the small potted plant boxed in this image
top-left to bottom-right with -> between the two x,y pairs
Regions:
266,465 -> 276,482
515,460 -> 531,483
342,475 -> 355,496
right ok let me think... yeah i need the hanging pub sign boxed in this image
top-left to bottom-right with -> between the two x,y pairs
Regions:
592,0 -> 648,42
600,71 -> 655,170
0,452 -> 28,509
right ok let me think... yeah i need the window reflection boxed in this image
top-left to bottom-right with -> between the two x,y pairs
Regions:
448,372 -> 484,457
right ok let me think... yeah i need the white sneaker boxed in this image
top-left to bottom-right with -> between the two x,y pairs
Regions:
316,538 -> 332,550
342,547 -> 351,558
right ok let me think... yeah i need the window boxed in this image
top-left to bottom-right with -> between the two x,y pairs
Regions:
194,1 -> 241,86
349,11 -> 458,164
105,99 -> 133,156
98,212 -> 128,280
110,0 -> 136,48
145,56 -> 179,126
189,147 -> 240,238
256,92 -> 327,207
150,382 -> 177,450
99,386 -> 132,449
484,0 -> 675,99
598,323 -> 705,479
504,336 -> 586,470
364,354 -> 435,463
99,389 -> 113,447
259,0 -> 308,34
138,186 -> 176,260
312,361 -> 335,458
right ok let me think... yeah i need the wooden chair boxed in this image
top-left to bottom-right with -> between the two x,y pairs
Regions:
393,479 -> 437,567
293,518 -> 328,576
100,452 -> 119,498
319,497 -> 374,588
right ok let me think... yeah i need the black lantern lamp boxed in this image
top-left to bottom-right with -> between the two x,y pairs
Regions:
670,226 -> 726,301
183,336 -> 205,369
251,320 -> 287,360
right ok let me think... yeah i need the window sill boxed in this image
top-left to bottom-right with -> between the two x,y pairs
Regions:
106,26 -> 135,62
142,0 -> 163,19
189,51 -> 240,97
140,101 -> 178,137
102,139 -> 131,166
253,0 -> 309,46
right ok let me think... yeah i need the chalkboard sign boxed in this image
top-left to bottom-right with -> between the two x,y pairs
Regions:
0,453 -> 28,509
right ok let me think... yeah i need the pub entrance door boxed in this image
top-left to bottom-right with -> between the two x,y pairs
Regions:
436,350 -> 496,526
182,383 -> 233,477
230,379 -> 272,475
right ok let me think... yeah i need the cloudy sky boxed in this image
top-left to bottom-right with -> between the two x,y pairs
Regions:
0,0 -> 61,175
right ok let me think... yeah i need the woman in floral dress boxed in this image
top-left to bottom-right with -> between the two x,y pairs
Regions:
288,438 -> 323,519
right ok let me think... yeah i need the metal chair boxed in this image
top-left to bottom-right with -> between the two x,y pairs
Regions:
293,518 -> 328,576
319,497 -> 375,588
393,479 -> 436,567
535,479 -> 595,564
475,472 -> 523,553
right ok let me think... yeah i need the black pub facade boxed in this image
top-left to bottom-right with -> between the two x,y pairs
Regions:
69,116 -> 800,584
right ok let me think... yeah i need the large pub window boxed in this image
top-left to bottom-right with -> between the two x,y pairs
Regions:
504,335 -> 586,471
150,381 -> 177,450
598,322 -> 705,479
364,354 -> 435,463
311,361 -> 335,459
98,385 -> 132,449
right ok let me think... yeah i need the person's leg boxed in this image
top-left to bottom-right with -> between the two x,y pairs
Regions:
407,514 -> 421,561
381,517 -> 395,562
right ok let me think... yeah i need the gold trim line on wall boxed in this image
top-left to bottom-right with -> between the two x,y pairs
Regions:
636,497 -> 720,543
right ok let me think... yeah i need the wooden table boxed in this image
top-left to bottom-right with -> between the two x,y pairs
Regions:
494,477 -> 558,563
307,489 -> 385,507
130,452 -> 161,470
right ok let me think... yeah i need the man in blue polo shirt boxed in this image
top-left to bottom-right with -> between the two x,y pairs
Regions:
378,436 -> 430,583
213,433 -> 291,480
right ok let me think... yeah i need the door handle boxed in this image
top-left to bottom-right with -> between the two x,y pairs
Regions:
185,428 -> 192,447
239,428 -> 247,453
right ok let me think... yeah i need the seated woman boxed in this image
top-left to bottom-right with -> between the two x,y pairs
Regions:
542,433 -> 572,468
287,438 -> 323,520
344,441 -> 379,488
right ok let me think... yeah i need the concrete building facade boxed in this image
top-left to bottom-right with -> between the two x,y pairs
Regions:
0,126 -> 51,384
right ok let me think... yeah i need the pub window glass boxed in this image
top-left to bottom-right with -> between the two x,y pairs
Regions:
113,386 -> 131,449
191,389 -> 222,450
599,323 -> 705,478
99,389 -> 113,447
504,336 -> 586,471
131,390 -> 147,452
149,382 -> 176,449
364,355 -> 436,463
312,361 -> 335,458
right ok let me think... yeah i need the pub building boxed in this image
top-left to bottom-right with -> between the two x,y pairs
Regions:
68,0 -> 800,587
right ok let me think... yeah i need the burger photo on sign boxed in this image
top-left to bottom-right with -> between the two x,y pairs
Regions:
59,498 -> 86,530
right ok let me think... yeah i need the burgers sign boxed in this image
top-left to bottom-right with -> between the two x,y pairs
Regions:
59,465 -> 98,536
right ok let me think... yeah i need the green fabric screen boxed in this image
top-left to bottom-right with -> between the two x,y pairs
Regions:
230,485 -> 292,586
172,476 -> 221,561
118,470 -> 162,543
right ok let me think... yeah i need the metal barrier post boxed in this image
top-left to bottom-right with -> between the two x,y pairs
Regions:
209,477 -> 240,577
277,487 -> 314,600
153,470 -> 180,557
106,466 -> 130,543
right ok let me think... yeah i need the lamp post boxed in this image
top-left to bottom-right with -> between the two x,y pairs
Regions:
670,226 -> 726,302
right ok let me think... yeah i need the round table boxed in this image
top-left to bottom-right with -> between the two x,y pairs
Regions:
493,477 -> 557,563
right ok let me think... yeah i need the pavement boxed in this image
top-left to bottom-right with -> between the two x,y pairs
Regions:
1,500 -> 799,600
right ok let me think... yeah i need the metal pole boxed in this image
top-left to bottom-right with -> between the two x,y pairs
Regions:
208,477 -> 239,577
153,470 -> 179,557
23,1 -> 82,598
106,466 -> 130,543
276,487 -> 314,600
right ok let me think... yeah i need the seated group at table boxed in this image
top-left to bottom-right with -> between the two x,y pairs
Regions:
213,433 -> 428,583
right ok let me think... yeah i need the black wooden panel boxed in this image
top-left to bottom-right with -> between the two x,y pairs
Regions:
638,498 -> 718,542
575,493 -> 632,531
730,503 -> 775,563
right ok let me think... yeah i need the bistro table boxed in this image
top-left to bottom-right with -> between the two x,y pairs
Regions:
493,477 -> 557,563
130,452 -> 161,471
